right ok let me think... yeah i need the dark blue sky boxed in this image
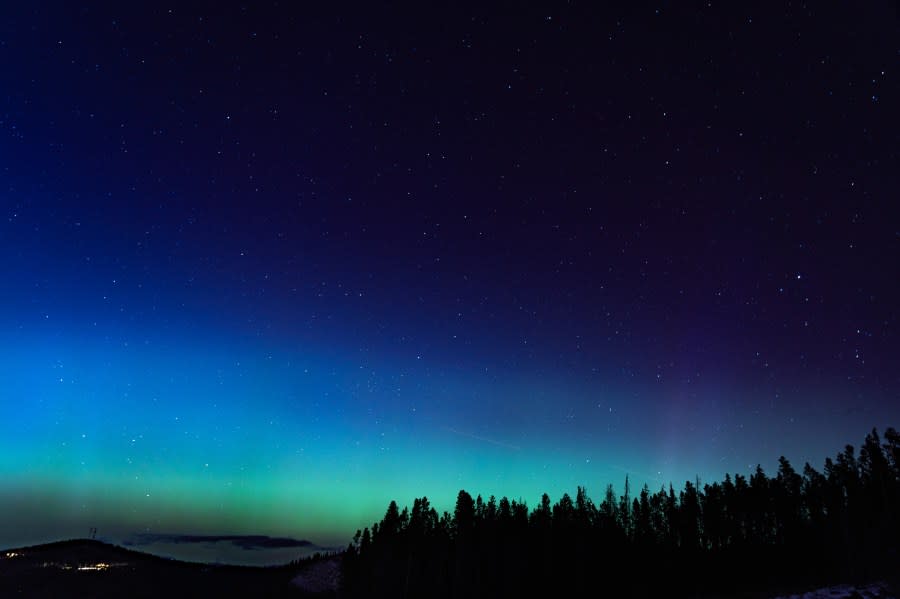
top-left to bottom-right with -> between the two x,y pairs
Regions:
1,2 -> 897,553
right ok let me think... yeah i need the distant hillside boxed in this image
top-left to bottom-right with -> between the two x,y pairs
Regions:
0,538 -> 337,598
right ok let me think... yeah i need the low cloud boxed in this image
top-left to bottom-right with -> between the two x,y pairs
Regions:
125,533 -> 315,551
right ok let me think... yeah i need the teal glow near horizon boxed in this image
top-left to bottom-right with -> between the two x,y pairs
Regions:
0,330 -> 648,545
0,326 -> 887,551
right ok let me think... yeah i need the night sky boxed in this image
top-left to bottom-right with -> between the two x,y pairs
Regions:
1,3 -> 898,557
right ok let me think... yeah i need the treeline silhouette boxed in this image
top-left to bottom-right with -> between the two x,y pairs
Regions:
341,427 -> 900,597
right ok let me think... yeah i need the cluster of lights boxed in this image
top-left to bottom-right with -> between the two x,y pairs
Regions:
4,551 -> 21,558
77,562 -> 111,571
39,561 -> 123,571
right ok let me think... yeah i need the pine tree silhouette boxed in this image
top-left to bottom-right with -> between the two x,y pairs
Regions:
341,427 -> 900,598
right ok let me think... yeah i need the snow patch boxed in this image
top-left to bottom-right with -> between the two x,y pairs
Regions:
773,581 -> 893,599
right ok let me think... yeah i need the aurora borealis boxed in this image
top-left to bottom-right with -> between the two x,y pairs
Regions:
1,3 -> 898,561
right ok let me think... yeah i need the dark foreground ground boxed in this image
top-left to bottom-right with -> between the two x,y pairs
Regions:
2,539 -> 897,598
0,539 -> 338,598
